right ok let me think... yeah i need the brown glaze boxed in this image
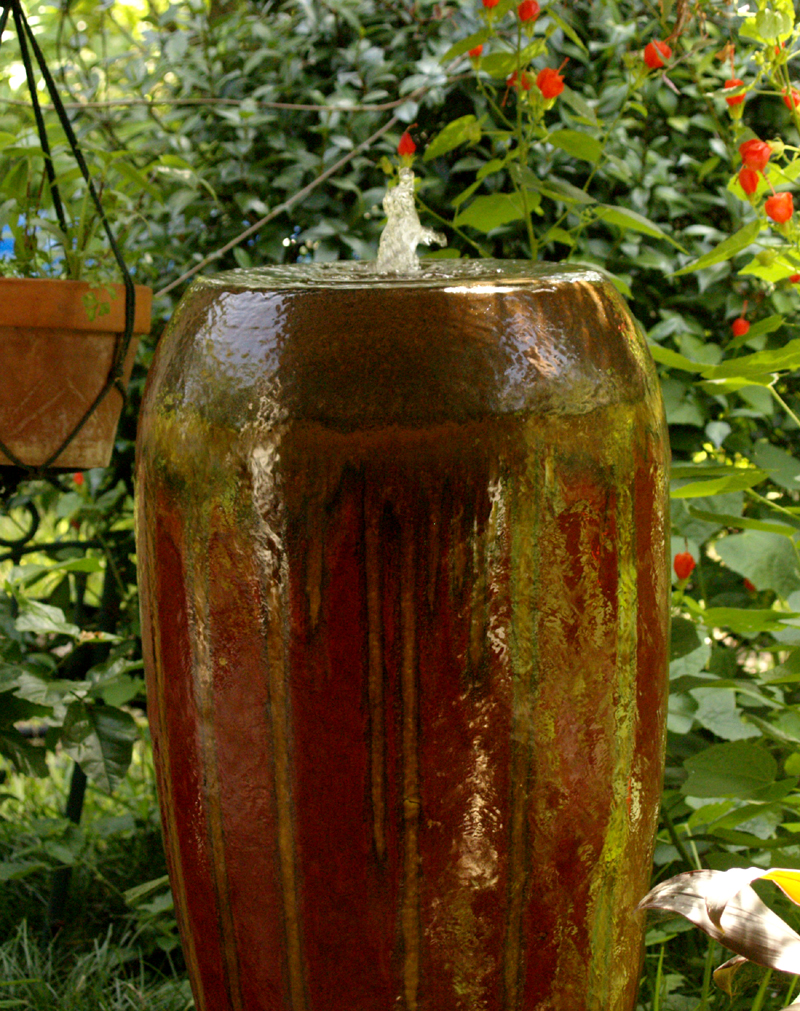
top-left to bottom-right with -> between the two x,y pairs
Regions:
136,261 -> 669,1011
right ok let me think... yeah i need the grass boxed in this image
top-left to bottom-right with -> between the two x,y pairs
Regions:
0,742 -> 188,1010
4,743 -> 800,1010
0,922 -> 193,1011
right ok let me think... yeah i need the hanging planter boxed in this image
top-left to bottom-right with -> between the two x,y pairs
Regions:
0,278 -> 152,469
136,259 -> 670,1011
0,2 -> 151,475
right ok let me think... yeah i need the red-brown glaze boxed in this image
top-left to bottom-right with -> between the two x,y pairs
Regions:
136,263 -> 669,1011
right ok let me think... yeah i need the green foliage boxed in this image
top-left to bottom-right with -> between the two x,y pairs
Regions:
4,0 -> 800,1008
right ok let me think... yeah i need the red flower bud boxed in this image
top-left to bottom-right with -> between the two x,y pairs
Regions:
790,274 -> 800,283
765,191 -> 794,224
644,40 -> 671,69
674,552 -> 696,581
731,316 -> 750,337
739,138 -> 771,172
738,166 -> 759,195
506,70 -> 533,92
73,472 -> 85,486
397,131 -> 416,157
536,65 -> 566,99
784,89 -> 800,109
469,44 -> 483,58
517,0 -> 539,21
724,78 -> 746,106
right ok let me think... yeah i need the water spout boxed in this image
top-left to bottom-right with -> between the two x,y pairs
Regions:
375,167 -> 446,274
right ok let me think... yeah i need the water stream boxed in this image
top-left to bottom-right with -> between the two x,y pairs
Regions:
375,167 -> 446,274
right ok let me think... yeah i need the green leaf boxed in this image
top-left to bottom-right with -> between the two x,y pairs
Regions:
14,600 -> 80,638
672,219 -> 762,276
682,741 -> 777,798
714,531 -> 800,598
0,862 -> 50,882
690,687 -> 760,741
61,701 -> 138,793
671,469 -> 768,498
698,607 -> 796,636
0,729 -> 48,777
648,344 -> 705,373
454,190 -> 540,232
480,52 -> 521,79
728,314 -> 784,351
441,29 -> 491,62
13,672 -> 88,708
545,10 -> 587,52
547,129 -> 602,165
596,205 -> 686,250
706,338 -> 800,380
559,87 -> 596,123
686,507 -> 799,536
671,616 -> 701,660
524,172 -> 595,205
424,115 -> 482,161
751,442 -> 800,492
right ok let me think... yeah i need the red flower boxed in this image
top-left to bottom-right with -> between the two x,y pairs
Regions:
790,274 -> 800,283
731,316 -> 750,337
765,191 -> 794,224
507,70 -> 533,91
73,472 -> 85,486
739,138 -> 771,172
644,40 -> 671,69
784,89 -> 800,109
724,78 -> 746,106
674,552 -> 696,581
537,64 -> 566,99
517,0 -> 539,21
482,0 -> 499,8
469,44 -> 483,58
738,166 -> 759,195
397,131 -> 416,157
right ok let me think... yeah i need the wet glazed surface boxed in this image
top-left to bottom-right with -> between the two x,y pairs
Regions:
136,263 -> 670,1011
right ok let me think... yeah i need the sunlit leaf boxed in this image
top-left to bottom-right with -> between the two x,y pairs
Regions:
638,868 -> 800,973
673,219 -> 762,276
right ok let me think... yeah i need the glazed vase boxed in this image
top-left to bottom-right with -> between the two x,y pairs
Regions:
135,261 -> 670,1011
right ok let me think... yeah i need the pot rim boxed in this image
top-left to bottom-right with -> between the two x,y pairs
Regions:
0,277 -> 152,334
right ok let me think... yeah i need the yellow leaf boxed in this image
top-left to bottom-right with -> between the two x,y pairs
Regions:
762,868 -> 800,906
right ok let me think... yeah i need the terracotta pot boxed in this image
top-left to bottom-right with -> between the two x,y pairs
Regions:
136,261 -> 669,1011
0,277 -> 152,469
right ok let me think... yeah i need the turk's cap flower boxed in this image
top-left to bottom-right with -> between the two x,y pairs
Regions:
723,77 -> 746,106
536,60 -> 567,99
739,138 -> 772,172
644,39 -> 671,69
517,0 -> 539,21
738,166 -> 759,195
673,551 -> 696,580
766,191 -> 794,224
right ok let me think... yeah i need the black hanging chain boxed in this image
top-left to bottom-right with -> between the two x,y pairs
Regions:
0,0 -> 137,481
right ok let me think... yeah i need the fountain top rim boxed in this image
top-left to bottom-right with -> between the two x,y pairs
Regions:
195,259 -> 609,293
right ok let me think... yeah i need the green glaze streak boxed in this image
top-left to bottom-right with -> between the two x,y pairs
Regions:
587,408 -> 639,1010
140,494 -> 206,1011
263,579 -> 307,1011
502,428 -> 544,1011
186,517 -> 245,1011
